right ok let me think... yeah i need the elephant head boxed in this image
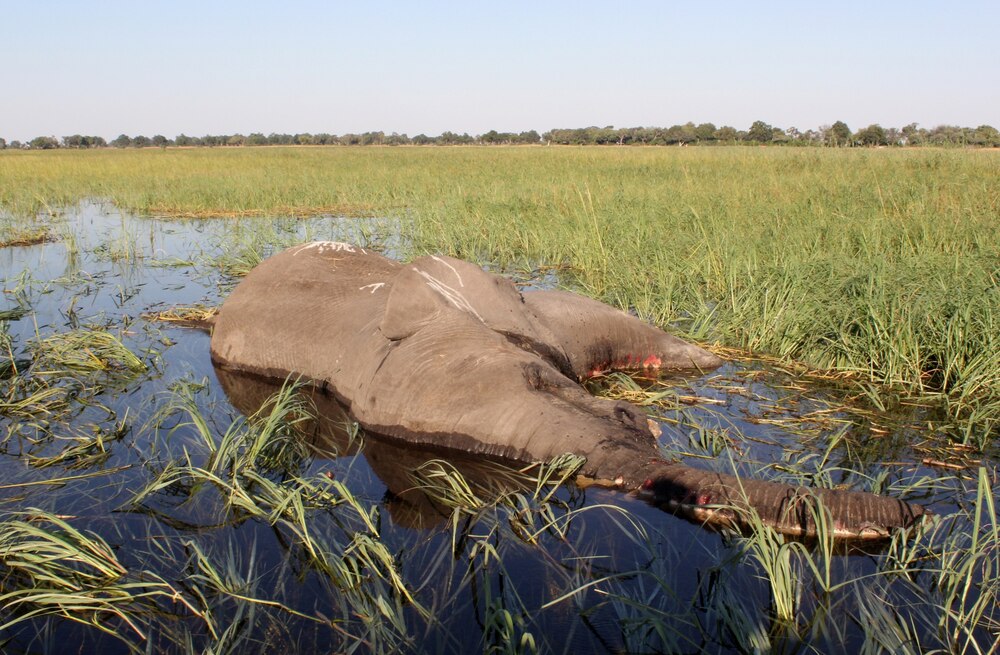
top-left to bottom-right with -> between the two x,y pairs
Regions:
210,242 -> 926,541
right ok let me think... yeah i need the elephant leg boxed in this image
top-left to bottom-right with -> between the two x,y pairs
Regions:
522,290 -> 723,379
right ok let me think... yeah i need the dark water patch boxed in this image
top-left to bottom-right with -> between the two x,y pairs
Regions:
0,204 -> 997,653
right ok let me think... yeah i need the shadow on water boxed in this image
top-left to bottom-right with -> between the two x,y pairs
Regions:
0,204 -> 996,653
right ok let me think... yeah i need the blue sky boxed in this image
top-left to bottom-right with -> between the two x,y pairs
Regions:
2,1 -> 997,141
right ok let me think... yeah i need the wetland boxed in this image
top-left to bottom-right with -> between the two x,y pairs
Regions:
0,147 -> 998,653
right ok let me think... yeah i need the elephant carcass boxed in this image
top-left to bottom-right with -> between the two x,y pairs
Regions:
210,242 -> 926,541
215,367 -> 546,531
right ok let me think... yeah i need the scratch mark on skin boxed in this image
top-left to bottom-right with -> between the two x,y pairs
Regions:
430,255 -> 464,287
415,269 -> 484,322
359,282 -> 386,293
294,241 -> 367,256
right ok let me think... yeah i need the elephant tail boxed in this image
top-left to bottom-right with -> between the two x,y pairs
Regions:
635,463 -> 928,542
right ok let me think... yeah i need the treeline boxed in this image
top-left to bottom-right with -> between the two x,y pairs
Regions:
3,121 -> 998,150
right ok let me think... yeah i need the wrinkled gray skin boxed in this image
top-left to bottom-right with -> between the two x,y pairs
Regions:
211,242 -> 926,541
216,367 -> 546,531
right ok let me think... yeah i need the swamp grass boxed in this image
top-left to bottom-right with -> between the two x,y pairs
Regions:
2,146 -> 998,446
0,206 -> 997,652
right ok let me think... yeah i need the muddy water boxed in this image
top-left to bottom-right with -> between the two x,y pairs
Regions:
0,204 -> 993,653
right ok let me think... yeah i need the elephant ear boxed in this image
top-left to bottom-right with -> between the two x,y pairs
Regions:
380,255 -> 538,341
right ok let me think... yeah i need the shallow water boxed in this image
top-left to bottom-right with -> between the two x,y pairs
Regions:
0,204 -> 995,653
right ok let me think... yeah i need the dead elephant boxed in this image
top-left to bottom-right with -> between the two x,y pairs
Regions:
210,242 -> 926,541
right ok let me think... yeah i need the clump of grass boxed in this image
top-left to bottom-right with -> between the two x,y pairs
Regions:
0,382 -> 70,425
208,219 -> 309,278
92,215 -> 143,263
32,327 -> 146,375
0,227 -> 51,248
142,305 -> 218,327
27,415 -> 130,469
0,509 -> 207,645
134,380 -> 427,651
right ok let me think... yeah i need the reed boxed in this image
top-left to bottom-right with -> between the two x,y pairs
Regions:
0,509 -> 208,646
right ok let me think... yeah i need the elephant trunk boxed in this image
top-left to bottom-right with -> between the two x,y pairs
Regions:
635,463 -> 927,541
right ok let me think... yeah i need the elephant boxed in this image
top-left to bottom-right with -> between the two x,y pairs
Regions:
210,242 -> 927,541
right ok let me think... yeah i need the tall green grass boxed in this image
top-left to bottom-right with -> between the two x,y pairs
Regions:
2,146 -> 998,444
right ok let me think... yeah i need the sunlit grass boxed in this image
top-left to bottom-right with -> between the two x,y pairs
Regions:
142,304 -> 218,325
32,327 -> 146,375
2,146 -> 996,445
0,509 -> 209,645
1,149 -> 999,652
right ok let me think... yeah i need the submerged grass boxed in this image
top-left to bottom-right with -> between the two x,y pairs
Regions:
0,509 -> 209,646
2,352 -> 997,652
132,380 -> 430,652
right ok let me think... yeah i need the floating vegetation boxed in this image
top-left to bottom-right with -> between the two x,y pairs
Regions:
32,327 -> 146,375
0,509 -> 209,645
142,305 -> 218,327
0,227 -> 51,249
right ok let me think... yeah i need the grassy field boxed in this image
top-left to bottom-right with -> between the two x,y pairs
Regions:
2,146 -> 998,446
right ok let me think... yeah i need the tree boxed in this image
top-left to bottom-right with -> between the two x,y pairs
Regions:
826,121 -> 852,147
112,134 -> 132,148
900,123 -> 925,146
714,126 -> 739,142
855,124 -> 887,146
694,123 -> 717,142
385,132 -> 410,146
0,137 -> 6,149
132,135 -> 151,148
971,125 -> 999,147
29,136 -> 59,149
747,120 -> 774,142
518,130 -> 540,144
152,134 -> 169,147
62,135 -> 104,148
